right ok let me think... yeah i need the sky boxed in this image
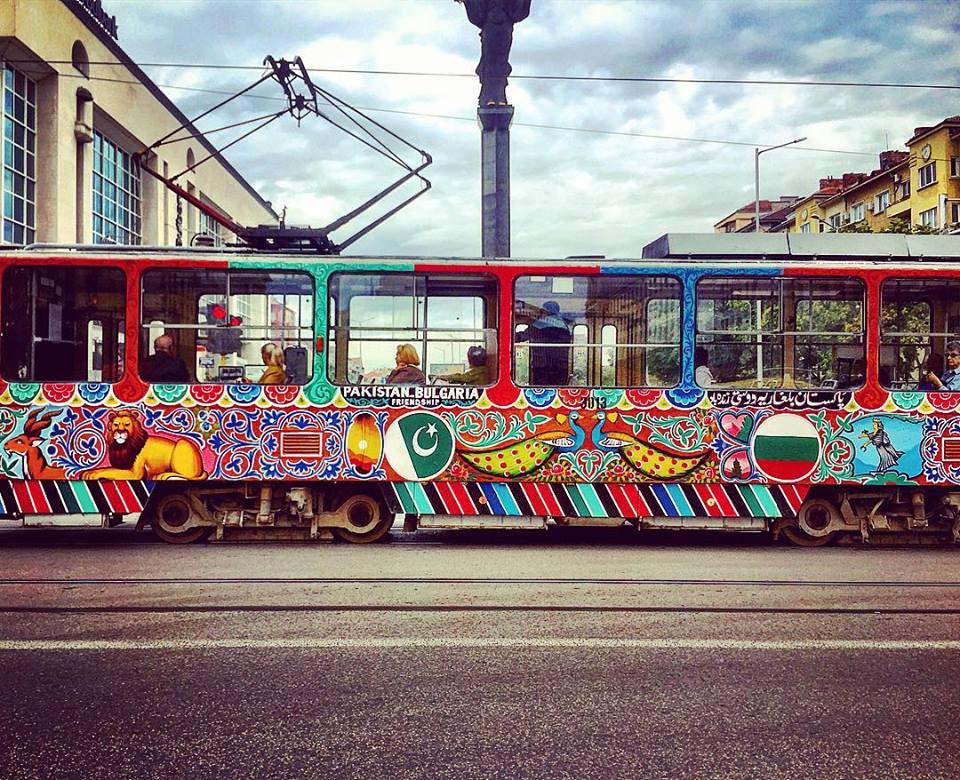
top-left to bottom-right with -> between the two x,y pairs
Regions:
110,0 -> 960,258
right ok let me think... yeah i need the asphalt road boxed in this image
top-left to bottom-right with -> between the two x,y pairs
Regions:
0,525 -> 958,780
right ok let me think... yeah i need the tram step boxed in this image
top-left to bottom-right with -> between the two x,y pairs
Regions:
209,525 -> 335,543
418,514 -> 547,530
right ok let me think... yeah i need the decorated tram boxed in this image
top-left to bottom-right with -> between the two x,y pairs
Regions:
1,233 -> 960,545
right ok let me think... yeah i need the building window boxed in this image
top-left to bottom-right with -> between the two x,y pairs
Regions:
197,209 -> 226,247
1,266 -> 126,382
850,203 -> 865,223
93,131 -> 141,244
919,207 -> 939,229
141,269 -> 314,384
1,65 -> 37,245
951,202 -> 960,226
875,190 -> 890,213
896,180 -> 911,201
951,157 -> 960,178
918,162 -> 937,189
800,222 -> 812,233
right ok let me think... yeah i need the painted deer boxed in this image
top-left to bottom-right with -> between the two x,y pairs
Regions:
3,409 -> 67,480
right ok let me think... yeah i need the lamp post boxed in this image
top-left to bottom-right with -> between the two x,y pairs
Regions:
754,136 -> 807,232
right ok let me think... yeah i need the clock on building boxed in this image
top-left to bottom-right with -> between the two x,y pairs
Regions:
921,143 -> 932,161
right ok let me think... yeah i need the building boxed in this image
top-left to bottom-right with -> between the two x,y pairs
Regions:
717,116 -> 960,236
0,0 -> 278,246
713,195 -> 801,233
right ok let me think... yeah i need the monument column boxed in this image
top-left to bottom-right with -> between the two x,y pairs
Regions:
479,105 -> 513,257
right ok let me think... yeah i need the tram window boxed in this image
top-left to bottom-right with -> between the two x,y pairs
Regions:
327,273 -> 498,386
513,275 -> 680,388
881,278 -> 960,391
140,269 -> 314,384
695,277 -> 863,390
1,266 -> 125,382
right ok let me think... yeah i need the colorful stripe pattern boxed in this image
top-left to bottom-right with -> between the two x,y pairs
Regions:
0,481 -> 154,516
390,482 -> 808,519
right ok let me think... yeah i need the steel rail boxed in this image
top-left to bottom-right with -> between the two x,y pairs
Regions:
1,577 -> 958,587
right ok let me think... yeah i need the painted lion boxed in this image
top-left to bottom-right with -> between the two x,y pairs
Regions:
83,409 -> 207,481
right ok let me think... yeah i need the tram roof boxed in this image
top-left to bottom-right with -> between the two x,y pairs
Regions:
641,233 -> 960,261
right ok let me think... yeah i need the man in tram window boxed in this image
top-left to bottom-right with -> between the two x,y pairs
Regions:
922,341 -> 960,391
517,301 -> 572,386
694,346 -> 717,388
433,346 -> 491,385
140,334 -> 190,383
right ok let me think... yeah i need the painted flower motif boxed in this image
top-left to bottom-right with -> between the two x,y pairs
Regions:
890,391 -> 923,411
594,389 -> 625,408
523,388 -> 557,408
190,384 -> 225,404
153,384 -> 188,404
196,410 -> 219,434
227,384 -> 262,404
449,462 -> 469,480
42,384 -> 75,404
608,461 -> 628,477
305,381 -> 336,406
8,384 -> 40,404
0,408 -> 16,436
665,385 -> 704,409
625,389 -> 661,409
925,392 -> 960,413
265,385 -> 300,406
558,388 -> 589,407
78,384 -> 111,404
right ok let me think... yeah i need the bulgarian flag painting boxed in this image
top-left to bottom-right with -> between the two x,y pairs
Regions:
752,413 -> 821,482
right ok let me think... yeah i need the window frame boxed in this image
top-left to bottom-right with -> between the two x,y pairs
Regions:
326,271 -> 500,387
138,267 -> 316,385
918,161 -> 937,189
694,275 -> 866,391
875,190 -> 890,213
511,272 -> 683,389
879,277 -> 960,392
919,207 -> 939,229
850,203 -> 865,223
0,263 -> 127,383
93,130 -> 142,245
1,64 -> 37,245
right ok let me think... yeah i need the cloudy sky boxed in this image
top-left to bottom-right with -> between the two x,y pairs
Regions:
112,0 -> 959,257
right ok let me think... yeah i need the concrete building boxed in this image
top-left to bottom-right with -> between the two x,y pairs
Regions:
713,195 -> 801,233
718,116 -> 960,236
0,0 -> 277,246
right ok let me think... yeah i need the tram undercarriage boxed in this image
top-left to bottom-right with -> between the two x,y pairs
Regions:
137,482 -> 960,547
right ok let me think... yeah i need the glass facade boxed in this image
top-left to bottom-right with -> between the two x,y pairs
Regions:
93,131 -> 141,244
1,65 -> 37,245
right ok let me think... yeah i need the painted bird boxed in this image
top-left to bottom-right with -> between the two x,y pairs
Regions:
459,410 -> 585,478
591,411 -> 709,480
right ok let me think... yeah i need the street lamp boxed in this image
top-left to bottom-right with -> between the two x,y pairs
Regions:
754,136 -> 807,232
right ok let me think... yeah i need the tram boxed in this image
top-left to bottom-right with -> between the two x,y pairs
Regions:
1,233 -> 960,545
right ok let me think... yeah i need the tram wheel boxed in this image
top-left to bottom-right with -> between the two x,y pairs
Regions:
151,493 -> 211,545
780,523 -> 839,547
333,493 -> 392,544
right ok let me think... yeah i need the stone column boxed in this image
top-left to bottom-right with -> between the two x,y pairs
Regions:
478,105 -> 513,257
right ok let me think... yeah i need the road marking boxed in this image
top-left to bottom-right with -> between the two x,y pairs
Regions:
0,638 -> 958,651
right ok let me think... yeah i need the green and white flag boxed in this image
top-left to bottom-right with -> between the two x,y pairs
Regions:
384,412 -> 455,481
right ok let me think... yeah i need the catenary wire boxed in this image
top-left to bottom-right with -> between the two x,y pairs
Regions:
57,71 -> 883,158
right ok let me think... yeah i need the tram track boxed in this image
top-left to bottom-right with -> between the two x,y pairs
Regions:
1,575 -> 959,587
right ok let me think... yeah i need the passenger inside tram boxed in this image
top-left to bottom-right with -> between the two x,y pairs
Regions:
386,343 -> 426,385
255,342 -> 288,385
431,345 -> 490,385
515,300 -> 573,386
919,353 -> 944,391
141,334 -> 190,383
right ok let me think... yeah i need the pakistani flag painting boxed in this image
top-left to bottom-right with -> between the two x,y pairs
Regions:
384,412 -> 456,481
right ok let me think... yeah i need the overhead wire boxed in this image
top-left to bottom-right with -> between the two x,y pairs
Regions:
19,59 -> 960,91
56,71 -> 886,158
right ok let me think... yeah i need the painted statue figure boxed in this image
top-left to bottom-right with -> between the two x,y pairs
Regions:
858,418 -> 904,472
457,0 -> 532,105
